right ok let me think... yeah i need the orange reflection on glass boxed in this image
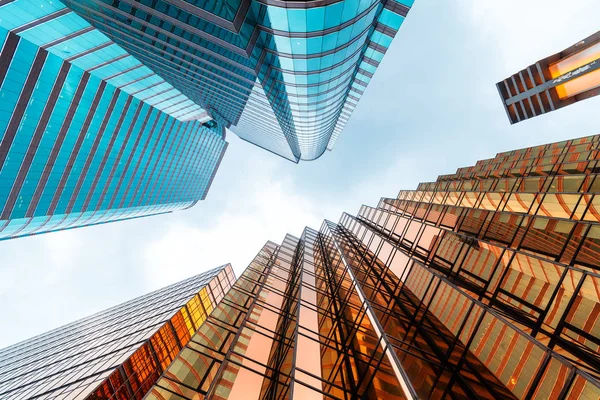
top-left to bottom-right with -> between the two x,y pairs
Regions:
227,287 -> 283,399
550,42 -> 600,77
293,259 -> 323,400
86,278 -> 219,399
226,365 -> 265,400
565,372 -> 600,398
549,42 -> 600,99
554,68 -> 600,99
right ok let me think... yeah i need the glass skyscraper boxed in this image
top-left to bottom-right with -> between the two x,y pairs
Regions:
0,264 -> 236,400
0,3 -> 228,240
147,135 -> 600,399
2,135 -> 600,399
497,30 -> 600,124
52,0 -> 415,162
0,0 -> 415,239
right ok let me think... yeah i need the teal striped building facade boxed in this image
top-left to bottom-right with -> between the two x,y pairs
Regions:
0,0 -> 414,240
0,4 -> 228,240
58,0 -> 414,162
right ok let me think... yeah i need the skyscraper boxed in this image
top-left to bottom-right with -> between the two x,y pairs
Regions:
0,0 -> 415,239
497,30 -> 600,124
148,135 -> 600,399
0,264 -> 236,400
40,0 -> 415,162
0,4 -> 228,240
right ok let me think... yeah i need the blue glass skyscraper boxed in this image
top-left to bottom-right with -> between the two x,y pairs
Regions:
0,3 -> 228,240
0,0 -> 414,239
55,0 -> 415,162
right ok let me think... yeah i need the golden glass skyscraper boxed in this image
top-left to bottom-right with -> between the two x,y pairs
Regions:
149,135 -> 600,399
2,135 -> 599,399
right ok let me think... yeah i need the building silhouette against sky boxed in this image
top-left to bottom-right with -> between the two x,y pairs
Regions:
148,135 -> 600,399
497,30 -> 600,124
0,264 -> 235,400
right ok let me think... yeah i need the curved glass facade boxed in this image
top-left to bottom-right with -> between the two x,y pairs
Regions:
57,0 -> 415,161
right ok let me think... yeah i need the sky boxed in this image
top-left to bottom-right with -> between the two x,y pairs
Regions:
1,0 -> 600,348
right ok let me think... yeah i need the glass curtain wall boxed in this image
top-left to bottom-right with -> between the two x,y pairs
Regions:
147,135 -> 600,400
56,0 -> 415,161
0,265 -> 236,400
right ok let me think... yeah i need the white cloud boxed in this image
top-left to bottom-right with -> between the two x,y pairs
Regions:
143,156 -> 331,282
462,0 -> 600,72
42,230 -> 84,283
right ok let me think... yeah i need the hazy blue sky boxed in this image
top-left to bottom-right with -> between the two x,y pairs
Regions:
1,0 -> 600,348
